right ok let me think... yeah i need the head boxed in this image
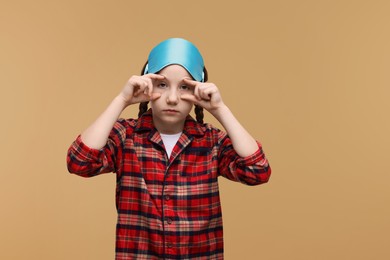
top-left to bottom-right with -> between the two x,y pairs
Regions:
138,38 -> 208,124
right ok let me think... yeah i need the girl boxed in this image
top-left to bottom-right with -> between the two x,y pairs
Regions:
67,38 -> 271,260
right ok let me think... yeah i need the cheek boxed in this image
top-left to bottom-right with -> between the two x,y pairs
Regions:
180,88 -> 195,95
183,102 -> 194,112
150,99 -> 161,110
152,88 -> 165,95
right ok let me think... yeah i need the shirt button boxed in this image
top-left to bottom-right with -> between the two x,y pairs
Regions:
165,195 -> 170,201
166,218 -> 173,224
167,243 -> 173,248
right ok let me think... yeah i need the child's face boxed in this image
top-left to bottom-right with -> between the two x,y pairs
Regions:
150,64 -> 195,134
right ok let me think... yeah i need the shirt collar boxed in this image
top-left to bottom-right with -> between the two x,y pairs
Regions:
134,109 -> 205,137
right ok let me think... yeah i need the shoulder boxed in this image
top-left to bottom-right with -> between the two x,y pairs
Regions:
189,121 -> 228,144
203,122 -> 226,136
202,122 -> 222,134
114,114 -> 156,136
116,117 -> 138,129
110,118 -> 139,140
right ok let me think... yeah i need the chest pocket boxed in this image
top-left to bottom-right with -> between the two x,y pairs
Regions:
178,147 -> 215,177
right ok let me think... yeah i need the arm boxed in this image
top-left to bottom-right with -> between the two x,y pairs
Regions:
81,96 -> 127,149
81,74 -> 164,149
217,130 -> 270,185
208,105 -> 258,157
67,74 -> 164,176
181,79 -> 271,185
181,79 -> 258,157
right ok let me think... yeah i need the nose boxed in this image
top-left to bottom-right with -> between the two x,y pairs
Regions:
166,88 -> 179,105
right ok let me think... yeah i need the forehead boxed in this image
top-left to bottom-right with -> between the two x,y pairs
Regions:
157,65 -> 192,80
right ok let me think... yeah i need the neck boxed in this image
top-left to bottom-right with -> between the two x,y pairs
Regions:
152,118 -> 185,135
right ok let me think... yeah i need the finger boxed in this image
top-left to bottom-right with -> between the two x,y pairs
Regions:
133,85 -> 144,97
180,94 -> 199,103
142,77 -> 153,96
149,92 -> 161,101
201,87 -> 218,100
200,83 -> 219,97
136,78 -> 150,96
182,94 -> 209,109
199,89 -> 211,100
130,93 -> 149,104
183,79 -> 204,100
183,78 -> 199,87
193,85 -> 202,100
145,74 -> 164,96
144,73 -> 165,81
197,85 -> 212,100
133,92 -> 160,104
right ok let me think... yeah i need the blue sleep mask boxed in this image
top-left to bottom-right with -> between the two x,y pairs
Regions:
144,38 -> 205,82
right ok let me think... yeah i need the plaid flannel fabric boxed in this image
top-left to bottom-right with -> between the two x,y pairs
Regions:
67,110 -> 271,259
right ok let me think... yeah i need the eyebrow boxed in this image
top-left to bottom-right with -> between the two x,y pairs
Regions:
157,75 -> 192,82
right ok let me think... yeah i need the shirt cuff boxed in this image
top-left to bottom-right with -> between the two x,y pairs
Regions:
235,143 -> 268,167
70,135 -> 103,161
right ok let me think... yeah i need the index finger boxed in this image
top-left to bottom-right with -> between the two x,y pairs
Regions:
183,78 -> 200,87
143,74 -> 165,95
144,73 -> 165,80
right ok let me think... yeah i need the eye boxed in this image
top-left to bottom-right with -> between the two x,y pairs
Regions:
179,85 -> 192,91
158,82 -> 167,88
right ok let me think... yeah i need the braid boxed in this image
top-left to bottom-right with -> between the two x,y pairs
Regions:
138,102 -> 149,118
194,105 -> 204,124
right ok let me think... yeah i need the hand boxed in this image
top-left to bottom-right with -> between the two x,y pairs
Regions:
180,79 -> 225,113
119,74 -> 165,106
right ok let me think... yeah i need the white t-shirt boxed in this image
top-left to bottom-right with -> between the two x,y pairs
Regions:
160,132 -> 182,158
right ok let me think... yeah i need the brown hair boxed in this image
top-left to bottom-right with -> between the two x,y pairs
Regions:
138,61 -> 208,124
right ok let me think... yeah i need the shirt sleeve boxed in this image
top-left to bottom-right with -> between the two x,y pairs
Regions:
66,119 -> 128,177
217,131 -> 271,185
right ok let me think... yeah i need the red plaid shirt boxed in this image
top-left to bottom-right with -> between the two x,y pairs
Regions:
67,110 -> 271,259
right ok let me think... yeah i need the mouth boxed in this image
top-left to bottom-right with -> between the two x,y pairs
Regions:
163,109 -> 179,113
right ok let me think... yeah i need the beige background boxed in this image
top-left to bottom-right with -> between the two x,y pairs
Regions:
1,0 -> 390,259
